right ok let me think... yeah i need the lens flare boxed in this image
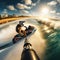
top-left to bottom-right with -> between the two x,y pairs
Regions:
41,7 -> 49,15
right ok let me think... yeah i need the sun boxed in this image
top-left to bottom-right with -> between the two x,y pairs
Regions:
41,7 -> 49,15
38,6 -> 51,21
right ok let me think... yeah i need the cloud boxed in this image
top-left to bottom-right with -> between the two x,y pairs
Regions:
32,3 -> 36,6
47,1 -> 57,6
21,10 -> 29,14
57,0 -> 60,3
57,12 -> 60,15
16,3 -> 31,9
7,5 -> 16,10
24,0 -> 39,6
16,0 -> 40,10
24,0 -> 32,5
50,10 -> 56,14
2,9 -> 7,14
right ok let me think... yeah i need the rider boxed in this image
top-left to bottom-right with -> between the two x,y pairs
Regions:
13,21 -> 27,43
16,21 -> 27,37
16,21 -> 33,37
13,21 -> 34,43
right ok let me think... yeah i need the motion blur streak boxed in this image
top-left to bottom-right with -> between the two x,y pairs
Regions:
0,19 -> 46,60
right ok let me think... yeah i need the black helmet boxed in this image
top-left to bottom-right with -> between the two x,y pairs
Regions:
16,21 -> 25,33
19,21 -> 25,26
16,24 -> 21,33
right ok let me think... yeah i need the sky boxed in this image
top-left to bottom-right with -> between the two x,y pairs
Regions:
0,0 -> 60,18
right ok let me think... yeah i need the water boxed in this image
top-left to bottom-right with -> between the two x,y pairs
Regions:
39,24 -> 60,60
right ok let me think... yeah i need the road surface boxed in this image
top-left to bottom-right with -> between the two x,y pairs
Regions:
0,19 -> 46,60
0,18 -> 60,60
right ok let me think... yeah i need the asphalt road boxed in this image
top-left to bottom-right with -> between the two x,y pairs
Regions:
0,18 -> 60,60
0,19 -> 46,60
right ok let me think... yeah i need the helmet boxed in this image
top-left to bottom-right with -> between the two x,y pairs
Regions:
19,21 -> 25,26
16,24 -> 21,33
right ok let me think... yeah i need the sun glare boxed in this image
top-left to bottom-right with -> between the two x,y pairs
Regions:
41,7 -> 49,15
38,7 -> 50,21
